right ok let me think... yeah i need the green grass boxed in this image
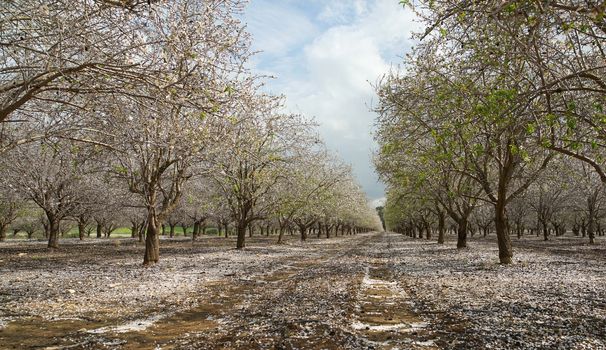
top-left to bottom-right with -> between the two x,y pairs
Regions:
205,227 -> 219,235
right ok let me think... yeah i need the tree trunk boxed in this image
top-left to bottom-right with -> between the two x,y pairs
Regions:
224,224 -> 229,238
494,203 -> 513,264
169,224 -> 175,238
542,221 -> 549,241
0,224 -> 7,242
138,221 -> 146,243
192,222 -> 199,241
581,223 -> 586,237
437,213 -> 445,244
588,211 -> 596,245
277,225 -> 285,244
457,219 -> 467,249
43,221 -> 49,239
48,217 -> 60,249
131,223 -> 138,239
300,226 -> 308,241
78,222 -> 85,241
587,192 -> 598,244
143,215 -> 160,265
192,226 -> 198,241
237,222 -> 246,249
96,223 -> 102,238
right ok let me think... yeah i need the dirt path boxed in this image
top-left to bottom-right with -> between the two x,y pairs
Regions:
0,232 -> 440,349
2,232 -> 604,349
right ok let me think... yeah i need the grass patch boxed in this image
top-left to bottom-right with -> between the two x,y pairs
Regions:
4,225 -> 223,241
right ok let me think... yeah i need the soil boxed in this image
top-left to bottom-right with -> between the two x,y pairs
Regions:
0,232 -> 604,349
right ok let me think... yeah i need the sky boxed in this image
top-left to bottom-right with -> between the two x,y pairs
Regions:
243,0 -> 421,205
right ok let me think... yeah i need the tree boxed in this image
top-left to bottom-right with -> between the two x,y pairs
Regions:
527,171 -> 570,241
376,2 -> 561,263
374,97 -> 481,248
212,97 -> 318,249
0,184 -> 22,242
0,0 -> 189,151
569,161 -> 606,244
402,0 -> 606,210
12,205 -> 43,240
105,0 -> 252,264
273,147 -> 352,242
7,138 -> 101,248
179,177 -> 222,241
375,206 -> 386,231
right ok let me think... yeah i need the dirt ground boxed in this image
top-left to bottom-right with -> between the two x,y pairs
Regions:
0,232 -> 604,349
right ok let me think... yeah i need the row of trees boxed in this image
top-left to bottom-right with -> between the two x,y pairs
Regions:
0,0 -> 381,264
381,157 -> 606,242
0,140 -> 378,243
375,0 -> 606,263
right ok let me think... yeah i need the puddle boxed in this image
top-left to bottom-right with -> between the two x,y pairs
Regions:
0,269 -> 295,349
351,321 -> 429,332
0,316 -> 107,349
0,281 -> 238,349
113,308 -> 218,350
260,258 -> 328,284
261,266 -> 299,283
88,314 -> 166,334
352,266 -> 438,349
414,339 -> 437,346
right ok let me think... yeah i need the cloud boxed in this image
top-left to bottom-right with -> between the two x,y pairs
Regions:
370,197 -> 386,208
317,0 -> 368,24
245,0 -> 420,201
245,0 -> 319,58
